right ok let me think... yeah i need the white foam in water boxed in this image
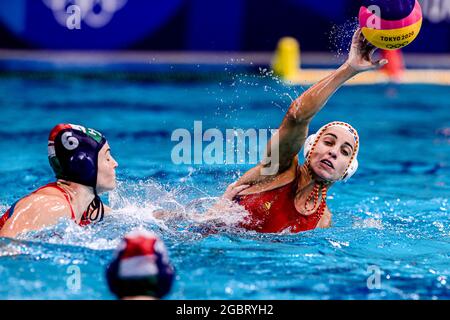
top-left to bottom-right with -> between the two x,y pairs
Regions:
108,180 -> 250,245
327,239 -> 350,249
352,217 -> 384,230
110,179 -> 249,227
16,218 -> 121,250
9,178 -> 250,249
0,239 -> 26,257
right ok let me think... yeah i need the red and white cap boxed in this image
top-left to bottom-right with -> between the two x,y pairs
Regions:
303,121 -> 359,182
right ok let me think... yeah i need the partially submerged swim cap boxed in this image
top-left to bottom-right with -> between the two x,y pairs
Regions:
106,230 -> 175,299
48,124 -> 107,188
303,122 -> 359,182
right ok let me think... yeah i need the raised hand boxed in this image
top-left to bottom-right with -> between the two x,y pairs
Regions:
345,28 -> 389,73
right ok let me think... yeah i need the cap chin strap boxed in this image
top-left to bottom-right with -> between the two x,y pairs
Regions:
56,180 -> 105,224
84,189 -> 104,223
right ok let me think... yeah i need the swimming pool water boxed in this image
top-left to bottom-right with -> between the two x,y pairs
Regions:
0,72 -> 449,299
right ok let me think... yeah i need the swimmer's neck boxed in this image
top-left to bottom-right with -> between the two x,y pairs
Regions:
56,180 -> 95,221
297,164 -> 333,191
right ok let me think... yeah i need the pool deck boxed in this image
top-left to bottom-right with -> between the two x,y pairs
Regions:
0,50 -> 449,85
285,68 -> 450,85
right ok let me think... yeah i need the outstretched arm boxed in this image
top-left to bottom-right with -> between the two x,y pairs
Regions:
246,29 -> 388,179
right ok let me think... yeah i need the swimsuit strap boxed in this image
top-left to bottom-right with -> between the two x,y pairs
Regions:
7,201 -> 18,219
0,203 -> 15,230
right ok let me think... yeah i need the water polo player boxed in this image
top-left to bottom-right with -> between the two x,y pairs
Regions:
106,230 -> 175,300
0,124 -> 119,238
228,29 -> 388,233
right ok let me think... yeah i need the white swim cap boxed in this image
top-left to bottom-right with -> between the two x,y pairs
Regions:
303,121 -> 359,182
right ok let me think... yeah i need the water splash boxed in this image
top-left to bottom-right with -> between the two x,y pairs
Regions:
328,18 -> 359,59
353,217 -> 384,230
213,62 -> 305,122
9,179 -> 249,250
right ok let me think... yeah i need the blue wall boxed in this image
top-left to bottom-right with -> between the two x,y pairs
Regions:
0,0 -> 448,52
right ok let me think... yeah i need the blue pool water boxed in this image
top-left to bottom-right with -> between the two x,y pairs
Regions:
0,71 -> 449,299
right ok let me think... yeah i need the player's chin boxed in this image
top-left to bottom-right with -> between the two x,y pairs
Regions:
97,177 -> 116,193
312,164 -> 338,182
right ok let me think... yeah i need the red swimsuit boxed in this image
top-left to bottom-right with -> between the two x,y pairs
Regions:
236,179 -> 325,233
0,182 -> 90,231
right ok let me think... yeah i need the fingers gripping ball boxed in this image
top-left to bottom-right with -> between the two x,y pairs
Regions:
359,0 -> 422,50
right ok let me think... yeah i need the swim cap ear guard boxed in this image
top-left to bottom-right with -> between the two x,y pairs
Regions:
48,124 -> 107,222
303,122 -> 359,182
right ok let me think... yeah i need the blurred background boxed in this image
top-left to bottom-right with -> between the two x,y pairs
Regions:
0,0 -> 448,52
0,0 -> 448,81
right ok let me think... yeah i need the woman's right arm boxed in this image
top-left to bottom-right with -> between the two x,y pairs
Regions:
237,29 -> 387,184
265,62 -> 359,171
235,63 -> 358,186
